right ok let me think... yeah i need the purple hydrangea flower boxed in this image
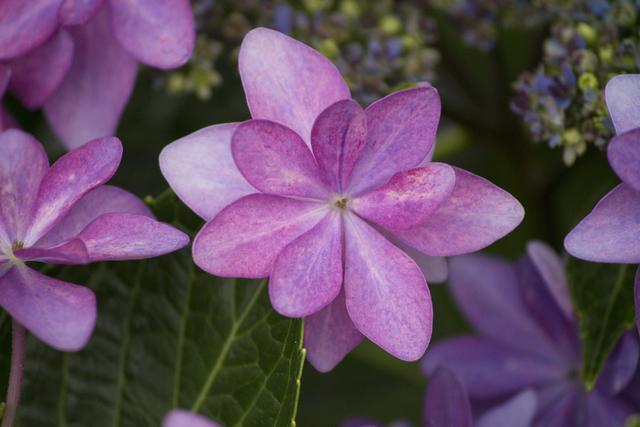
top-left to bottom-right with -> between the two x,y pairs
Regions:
0,0 -> 195,149
160,28 -> 524,370
424,241 -> 639,427
0,129 -> 189,351
163,410 -> 221,427
564,74 -> 640,335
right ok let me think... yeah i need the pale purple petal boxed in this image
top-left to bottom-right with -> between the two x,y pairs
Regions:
304,290 -> 364,372
475,390 -> 537,427
162,410 -> 220,427
35,185 -> 152,248
536,390 -> 576,427
16,239 -> 89,264
404,248 -> 448,284
59,0 -> 105,25
424,367 -> 472,427
44,9 -> 137,150
596,332 -> 639,395
9,29 -> 74,109
605,74 -> 640,134
423,336 -> 562,399
231,120 -> 329,199
391,168 -> 524,257
0,265 -> 96,351
193,194 -> 328,278
608,128 -> 640,191
24,137 -> 122,245
311,99 -> 367,192
564,184 -> 640,263
269,213 -> 342,317
348,86 -> 441,194
160,123 -> 255,221
239,27 -> 351,146
0,129 -> 49,242
583,391 -> 634,427
526,240 -> 573,320
351,164 -> 455,231
343,214 -> 431,361
0,0 -> 63,60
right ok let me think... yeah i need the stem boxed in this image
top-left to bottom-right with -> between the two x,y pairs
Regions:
2,321 -> 25,427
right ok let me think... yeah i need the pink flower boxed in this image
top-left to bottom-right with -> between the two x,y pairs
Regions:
163,410 -> 221,427
0,0 -> 195,149
160,28 -> 524,370
0,129 -> 189,351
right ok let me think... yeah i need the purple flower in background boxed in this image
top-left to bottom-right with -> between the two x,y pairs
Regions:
0,0 -> 195,149
564,74 -> 640,335
163,410 -> 221,427
424,241 -> 639,427
0,129 -> 188,351
160,28 -> 523,370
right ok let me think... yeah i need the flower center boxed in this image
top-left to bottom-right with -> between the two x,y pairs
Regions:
334,197 -> 348,210
11,241 -> 24,251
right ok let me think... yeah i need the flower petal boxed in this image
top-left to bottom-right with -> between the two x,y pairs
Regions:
0,266 -> 96,351
304,290 -> 364,372
475,390 -> 537,427
403,246 -> 448,283
231,120 -> 329,199
343,214 -> 431,361
162,410 -> 220,427
59,0 -> 106,25
193,194 -> 327,278
0,0 -> 63,60
423,367 -> 472,427
605,74 -> 640,134
311,99 -> 367,192
44,9 -> 137,150
270,213 -> 342,317
608,128 -> 640,191
526,240 -> 573,320
351,164 -> 455,231
24,137 -> 122,245
110,0 -> 194,69
391,168 -> 524,256
596,332 -> 639,395
583,391 -> 634,427
15,239 -> 89,264
35,185 -> 152,248
9,29 -> 74,109
0,129 -> 49,242
0,63 -> 10,96
565,184 -> 640,263
239,27 -> 351,146
160,123 -> 255,221
0,103 -> 16,131
637,270 -> 640,336
348,86 -> 441,194
423,336 -> 562,399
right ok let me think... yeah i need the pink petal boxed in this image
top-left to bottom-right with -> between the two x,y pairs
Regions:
0,129 -> 49,242
0,0 -> 63,60
608,128 -> 640,191
605,74 -> 640,134
15,239 -> 89,264
239,28 -> 351,146
526,240 -> 573,320
0,265 -> 96,351
304,290 -> 364,372
160,123 -> 255,221
110,0 -> 194,69
311,99 -> 367,192
351,163 -> 455,231
0,64 -> 10,96
9,29 -> 74,109
59,0 -> 105,25
0,103 -> 16,131
348,86 -> 441,194
269,212 -> 342,317
231,120 -> 329,199
564,184 -> 640,263
24,137 -> 122,245
424,367 -> 472,427
35,185 -> 152,248
391,167 -> 524,256
44,9 -> 137,150
475,390 -> 537,427
404,248 -> 448,283
162,410 -> 221,427
193,194 -> 328,278
343,214 -> 431,361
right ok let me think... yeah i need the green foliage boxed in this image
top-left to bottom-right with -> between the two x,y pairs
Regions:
15,194 -> 305,427
567,257 -> 636,390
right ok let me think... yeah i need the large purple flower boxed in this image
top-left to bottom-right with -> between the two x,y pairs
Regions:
0,0 -> 195,149
0,128 -> 188,351
160,28 -> 524,370
424,241 -> 639,427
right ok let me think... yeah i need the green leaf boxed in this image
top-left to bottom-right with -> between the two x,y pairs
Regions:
17,194 -> 305,427
567,257 -> 636,390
